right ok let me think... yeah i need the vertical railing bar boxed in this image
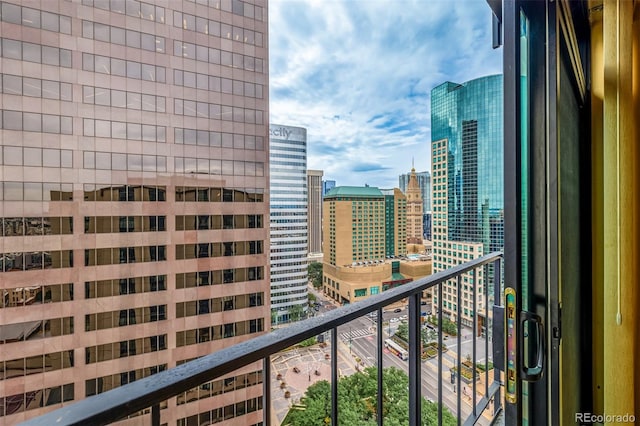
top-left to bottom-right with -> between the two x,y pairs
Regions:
408,293 -> 421,425
331,327 -> 338,426
151,403 -> 160,426
377,307 -> 384,426
484,263 -> 489,399
493,259 -> 502,416
263,357 -> 271,426
472,267 -> 477,415
456,274 -> 462,426
437,282 -> 443,426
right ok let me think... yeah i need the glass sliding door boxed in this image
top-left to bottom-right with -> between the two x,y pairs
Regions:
502,1 -> 592,424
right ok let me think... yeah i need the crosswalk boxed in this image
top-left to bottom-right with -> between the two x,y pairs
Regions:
340,328 -> 372,342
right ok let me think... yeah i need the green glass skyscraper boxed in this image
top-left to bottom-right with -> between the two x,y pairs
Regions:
430,75 -> 503,329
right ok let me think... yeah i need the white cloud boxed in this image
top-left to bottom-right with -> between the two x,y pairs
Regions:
269,0 -> 502,188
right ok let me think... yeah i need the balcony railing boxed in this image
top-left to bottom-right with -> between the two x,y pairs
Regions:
23,252 -> 503,426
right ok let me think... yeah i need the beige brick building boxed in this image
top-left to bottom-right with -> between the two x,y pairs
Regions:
322,186 -> 430,304
405,167 -> 424,245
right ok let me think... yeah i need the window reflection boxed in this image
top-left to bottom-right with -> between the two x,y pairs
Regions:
0,38 -> 71,67
85,334 -> 167,364
0,250 -> 73,272
1,283 -> 73,308
85,364 -> 166,397
0,317 -> 73,344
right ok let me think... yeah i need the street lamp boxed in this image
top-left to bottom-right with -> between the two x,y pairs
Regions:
349,326 -> 352,354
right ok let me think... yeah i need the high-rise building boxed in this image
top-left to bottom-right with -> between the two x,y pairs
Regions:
322,187 -> 429,304
269,125 -> 308,323
307,169 -> 323,254
380,188 -> 407,258
399,170 -> 431,240
323,187 -> 386,267
0,1 -> 269,423
399,170 -> 431,213
322,179 -> 336,195
404,168 -> 424,245
430,75 -> 503,329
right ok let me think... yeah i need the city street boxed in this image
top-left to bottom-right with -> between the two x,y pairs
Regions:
310,285 -> 496,424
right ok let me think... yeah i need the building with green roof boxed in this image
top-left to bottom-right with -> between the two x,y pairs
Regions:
322,186 -> 430,304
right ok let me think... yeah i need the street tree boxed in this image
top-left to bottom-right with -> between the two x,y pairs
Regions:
395,322 -> 432,345
284,366 -> 456,425
308,292 -> 317,305
426,328 -> 438,343
289,303 -> 304,322
308,262 -> 323,289
395,322 -> 409,342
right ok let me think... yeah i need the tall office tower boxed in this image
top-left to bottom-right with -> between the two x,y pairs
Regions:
322,179 -> 335,195
404,168 -> 424,245
0,1 -> 269,424
430,75 -> 503,330
380,188 -> 407,258
269,125 -> 308,323
307,169 -> 323,254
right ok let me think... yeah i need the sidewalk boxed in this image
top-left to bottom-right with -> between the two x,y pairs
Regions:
269,341 -> 356,424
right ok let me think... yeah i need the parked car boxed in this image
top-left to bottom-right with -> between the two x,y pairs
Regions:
394,308 -> 402,313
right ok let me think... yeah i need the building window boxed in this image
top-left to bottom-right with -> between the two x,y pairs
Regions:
354,289 -> 367,298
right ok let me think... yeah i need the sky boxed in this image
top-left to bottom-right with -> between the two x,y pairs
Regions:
268,0 -> 502,188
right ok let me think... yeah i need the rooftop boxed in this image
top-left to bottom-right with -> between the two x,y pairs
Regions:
323,186 -> 383,198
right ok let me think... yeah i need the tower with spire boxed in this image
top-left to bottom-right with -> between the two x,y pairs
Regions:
405,165 -> 424,246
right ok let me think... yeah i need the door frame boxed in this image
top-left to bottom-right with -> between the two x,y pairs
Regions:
503,1 -> 592,424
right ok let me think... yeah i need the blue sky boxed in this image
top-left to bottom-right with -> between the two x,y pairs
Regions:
269,0 -> 502,188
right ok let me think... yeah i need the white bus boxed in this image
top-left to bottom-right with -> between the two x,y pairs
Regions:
384,339 -> 408,361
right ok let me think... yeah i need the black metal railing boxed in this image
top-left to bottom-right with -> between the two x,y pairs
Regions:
23,252 -> 503,426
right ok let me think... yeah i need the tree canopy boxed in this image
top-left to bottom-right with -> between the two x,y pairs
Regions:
308,262 -> 323,288
283,366 -> 456,425
426,315 -> 458,336
289,303 -> 305,322
395,322 -> 435,345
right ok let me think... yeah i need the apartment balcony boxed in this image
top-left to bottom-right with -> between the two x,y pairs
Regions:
23,253 -> 503,426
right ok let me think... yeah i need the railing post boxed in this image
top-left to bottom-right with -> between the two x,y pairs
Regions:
456,274 -> 462,426
151,403 -> 160,426
408,293 -> 422,425
472,267 -> 477,415
331,327 -> 338,425
437,282 -> 443,426
377,307 -> 384,426
484,263 -> 490,399
263,357 -> 271,426
493,258 -> 503,416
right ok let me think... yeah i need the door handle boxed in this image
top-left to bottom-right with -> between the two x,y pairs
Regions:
520,310 -> 544,381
